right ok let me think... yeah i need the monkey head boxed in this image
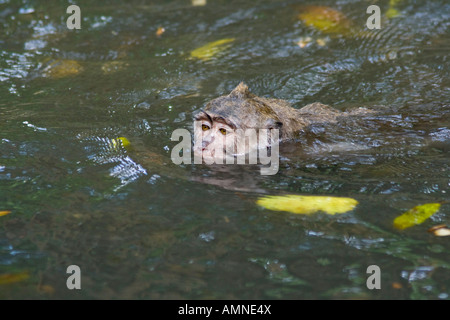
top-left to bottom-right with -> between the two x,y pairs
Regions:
193,83 -> 282,162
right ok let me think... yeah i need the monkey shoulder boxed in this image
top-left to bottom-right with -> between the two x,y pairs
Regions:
298,102 -> 340,116
297,102 -> 341,124
298,103 -> 377,125
254,97 -> 300,119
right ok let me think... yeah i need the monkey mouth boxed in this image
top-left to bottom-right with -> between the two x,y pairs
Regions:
193,146 -> 233,163
193,144 -> 212,157
194,148 -> 215,159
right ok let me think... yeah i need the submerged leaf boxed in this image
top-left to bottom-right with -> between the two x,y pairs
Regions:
0,210 -> 11,217
393,203 -> 441,230
38,284 -> 55,294
190,38 -> 235,61
43,59 -> 83,78
296,36 -> 312,48
386,8 -> 400,18
256,195 -> 358,215
101,61 -> 129,74
297,6 -> 353,36
0,271 -> 29,285
389,0 -> 404,5
192,0 -> 206,6
386,0 -> 403,18
316,38 -> 328,47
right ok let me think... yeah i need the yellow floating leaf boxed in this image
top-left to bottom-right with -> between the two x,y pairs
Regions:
297,6 -> 353,36
190,38 -> 235,61
0,210 -> 11,217
43,59 -> 83,79
109,137 -> 131,150
393,203 -> 441,230
0,271 -> 29,285
117,137 -> 131,148
256,195 -> 358,215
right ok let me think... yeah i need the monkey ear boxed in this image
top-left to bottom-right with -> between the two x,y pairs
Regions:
262,120 -> 282,147
229,82 -> 250,99
265,119 -> 283,130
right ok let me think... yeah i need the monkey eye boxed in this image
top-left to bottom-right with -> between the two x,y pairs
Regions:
201,124 -> 210,131
219,128 -> 227,135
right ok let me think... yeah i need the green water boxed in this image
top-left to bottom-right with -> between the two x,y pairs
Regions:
0,0 -> 449,299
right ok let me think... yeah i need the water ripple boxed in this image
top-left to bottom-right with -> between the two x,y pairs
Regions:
81,135 -> 147,189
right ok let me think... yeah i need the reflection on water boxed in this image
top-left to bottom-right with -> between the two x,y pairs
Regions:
0,0 -> 449,299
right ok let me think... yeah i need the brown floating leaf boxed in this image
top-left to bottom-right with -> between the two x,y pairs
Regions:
428,225 -> 450,237
156,26 -> 165,37
392,282 -> 403,289
38,284 -> 55,294
0,210 -> 11,217
0,271 -> 29,285
428,224 -> 447,232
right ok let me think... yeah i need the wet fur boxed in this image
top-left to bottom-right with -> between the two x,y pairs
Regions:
196,82 -> 345,141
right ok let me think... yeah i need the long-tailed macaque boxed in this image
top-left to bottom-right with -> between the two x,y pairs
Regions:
193,82 -> 357,162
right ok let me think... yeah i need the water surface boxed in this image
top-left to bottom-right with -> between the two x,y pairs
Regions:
0,0 -> 449,299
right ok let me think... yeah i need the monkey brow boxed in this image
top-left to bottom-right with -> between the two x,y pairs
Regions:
194,110 -> 212,122
211,116 -> 236,129
194,111 -> 236,128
